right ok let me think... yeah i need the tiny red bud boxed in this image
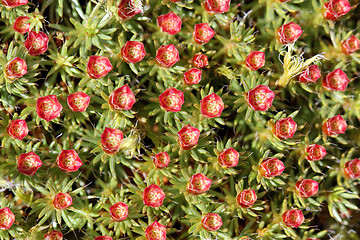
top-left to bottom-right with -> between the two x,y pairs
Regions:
322,68 -> 349,91
246,51 -> 265,70
17,151 -> 42,176
323,0 -> 351,21
56,150 -> 83,172
24,31 -> 49,55
13,16 -> 30,34
1,0 -> 28,7
109,85 -> 136,111
153,152 -> 170,169
306,238 -> 320,240
145,221 -> 166,240
322,115 -> 347,136
101,127 -> 124,155
159,87 -> 184,112
277,22 -> 303,44
341,36 -> 360,55
118,0 -> 142,19
200,93 -> 224,118
156,44 -> 179,68
0,207 -> 15,230
187,173 -> 211,195
236,189 -> 257,208
177,125 -> 200,150
299,65 -> 321,83
344,158 -> 360,179
306,144 -> 327,161
109,202 -> 129,221
95,236 -> 112,240
4,57 -> 27,80
201,213 -> 223,231
218,148 -> 239,168
192,53 -> 208,68
246,85 -> 275,111
143,184 -> 165,208
259,158 -> 285,178
295,179 -> 319,198
157,12 -> 182,35
282,209 -> 304,228
44,230 -> 63,240
87,56 -> 113,79
204,0 -> 230,13
7,119 -> 29,140
194,23 -> 215,44
36,95 -> 63,121
53,193 -> 72,210
184,68 -> 202,85
273,117 -> 297,140
121,41 -> 146,63
67,92 -> 90,112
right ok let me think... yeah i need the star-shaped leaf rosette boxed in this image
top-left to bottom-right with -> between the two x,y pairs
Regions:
182,203 -> 230,240
96,189 -> 142,238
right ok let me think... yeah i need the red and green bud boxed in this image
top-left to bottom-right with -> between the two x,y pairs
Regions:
4,57 -> 27,80
184,68 -> 202,85
143,184 -> 165,208
306,239 -> 320,240
1,0 -> 28,7
109,202 -> 129,221
323,0 -> 351,21
246,85 -> 275,111
322,115 -> 347,136
344,158 -> 360,179
192,53 -> 208,68
277,22 -> 303,44
157,12 -> 182,35
87,56 -> 113,79
67,92 -> 90,112
187,173 -> 212,195
17,151 -> 42,176
341,35 -> 360,55
109,85 -> 136,111
44,230 -> 63,240
236,189 -> 257,208
159,87 -> 184,112
282,209 -> 304,228
0,207 -> 15,230
299,65 -> 321,83
121,41 -> 146,63
204,0 -> 230,13
153,152 -> 170,169
200,93 -> 224,118
36,95 -> 63,121
53,193 -> 72,210
118,0 -> 142,20
56,150 -> 83,172
259,158 -> 285,178
95,236 -> 112,240
24,31 -> 49,55
322,68 -> 349,91
201,213 -> 223,231
101,127 -> 124,155
306,144 -> 327,161
145,221 -> 166,240
273,117 -> 297,140
295,179 -> 319,198
13,16 -> 30,34
218,148 -> 239,168
246,51 -> 265,70
156,44 -> 179,68
7,119 -> 29,140
194,23 -> 215,44
177,125 -> 200,150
